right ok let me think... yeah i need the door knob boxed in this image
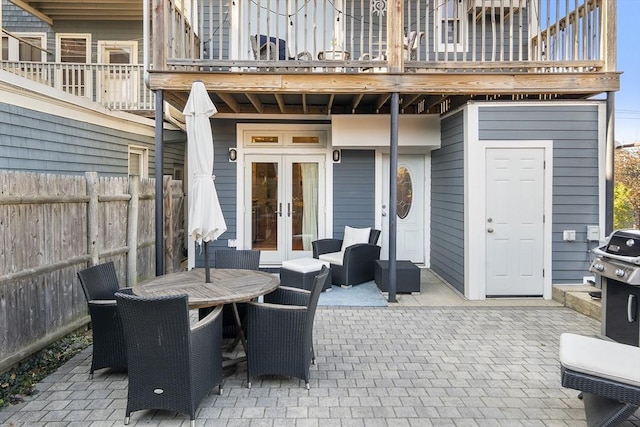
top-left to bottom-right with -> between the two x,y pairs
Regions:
382,212 -> 387,217
487,228 -> 494,233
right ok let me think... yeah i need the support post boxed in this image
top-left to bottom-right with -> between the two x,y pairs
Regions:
155,89 -> 165,276
85,172 -> 99,266
127,176 -> 139,286
388,92 -> 399,303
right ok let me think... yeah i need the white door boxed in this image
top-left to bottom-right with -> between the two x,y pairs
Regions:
485,148 -> 545,296
244,154 -> 325,265
98,41 -> 138,108
381,154 -> 425,263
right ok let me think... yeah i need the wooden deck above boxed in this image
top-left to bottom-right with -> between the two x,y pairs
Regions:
148,68 -> 620,116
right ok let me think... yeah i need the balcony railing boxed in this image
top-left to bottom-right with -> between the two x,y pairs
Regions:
1,61 -> 155,111
153,0 -> 613,74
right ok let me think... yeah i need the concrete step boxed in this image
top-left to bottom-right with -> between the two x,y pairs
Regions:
552,284 -> 601,321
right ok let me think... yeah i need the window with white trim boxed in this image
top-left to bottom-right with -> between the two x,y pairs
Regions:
2,33 -> 46,61
56,34 -> 91,97
436,0 -> 466,52
128,146 -> 148,178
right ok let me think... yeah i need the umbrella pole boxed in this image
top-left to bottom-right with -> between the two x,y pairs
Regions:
204,241 -> 211,283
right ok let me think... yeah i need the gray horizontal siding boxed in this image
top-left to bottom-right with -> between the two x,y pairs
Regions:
191,119 -> 237,268
332,150 -> 376,238
0,102 -> 185,179
478,103 -> 602,284
430,111 -> 465,293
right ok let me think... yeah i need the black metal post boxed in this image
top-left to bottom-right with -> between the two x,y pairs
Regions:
388,92 -> 399,303
155,89 -> 165,276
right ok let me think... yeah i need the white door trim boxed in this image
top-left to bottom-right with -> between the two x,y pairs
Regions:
378,153 -> 429,265
234,123 -> 333,266
465,107 -> 553,300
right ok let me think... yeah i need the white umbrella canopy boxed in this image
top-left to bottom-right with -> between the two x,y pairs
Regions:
183,81 -> 227,277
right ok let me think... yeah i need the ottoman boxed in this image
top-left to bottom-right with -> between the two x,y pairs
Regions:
374,260 -> 420,293
280,258 -> 331,291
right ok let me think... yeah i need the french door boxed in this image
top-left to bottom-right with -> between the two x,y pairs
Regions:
244,154 -> 325,265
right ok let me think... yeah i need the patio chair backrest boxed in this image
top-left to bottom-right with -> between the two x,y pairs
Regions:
250,34 -> 289,60
215,249 -> 260,270
77,261 -> 120,301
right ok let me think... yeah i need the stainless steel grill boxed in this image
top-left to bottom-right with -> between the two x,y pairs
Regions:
590,229 -> 640,285
589,229 -> 640,346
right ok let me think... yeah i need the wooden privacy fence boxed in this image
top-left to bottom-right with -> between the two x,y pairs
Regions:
0,171 -> 184,372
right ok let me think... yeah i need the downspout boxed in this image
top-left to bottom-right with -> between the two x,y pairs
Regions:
605,92 -> 615,235
604,0 -> 616,235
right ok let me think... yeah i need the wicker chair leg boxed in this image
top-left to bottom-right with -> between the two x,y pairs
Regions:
582,393 -> 639,427
124,415 -> 130,425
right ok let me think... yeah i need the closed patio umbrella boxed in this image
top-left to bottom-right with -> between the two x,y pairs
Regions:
183,80 -> 227,282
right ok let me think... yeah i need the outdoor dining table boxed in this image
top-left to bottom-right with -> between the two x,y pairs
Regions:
134,268 -> 280,358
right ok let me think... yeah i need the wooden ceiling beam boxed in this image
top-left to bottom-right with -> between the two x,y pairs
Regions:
327,94 -> 335,114
274,94 -> 285,114
245,93 -> 263,113
216,93 -> 239,113
351,94 -> 364,113
375,94 -> 391,112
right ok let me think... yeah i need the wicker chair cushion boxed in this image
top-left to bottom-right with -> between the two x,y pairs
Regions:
560,333 -> 640,387
340,226 -> 371,252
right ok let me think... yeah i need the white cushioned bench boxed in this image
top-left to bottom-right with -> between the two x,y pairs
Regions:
560,333 -> 640,427
280,258 -> 331,292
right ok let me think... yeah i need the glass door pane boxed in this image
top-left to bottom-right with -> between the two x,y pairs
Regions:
251,162 -> 279,251
291,162 -> 318,252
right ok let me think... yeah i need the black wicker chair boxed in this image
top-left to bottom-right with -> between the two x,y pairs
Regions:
312,228 -> 381,287
246,266 -> 329,390
560,333 -> 640,427
77,261 -> 128,378
203,249 -> 261,339
115,292 -> 223,427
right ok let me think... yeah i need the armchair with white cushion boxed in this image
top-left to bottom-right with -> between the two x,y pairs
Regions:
312,226 -> 381,287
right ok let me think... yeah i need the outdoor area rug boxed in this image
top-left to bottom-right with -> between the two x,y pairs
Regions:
318,280 -> 387,307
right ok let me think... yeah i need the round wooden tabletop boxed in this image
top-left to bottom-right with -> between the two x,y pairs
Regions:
134,268 -> 280,309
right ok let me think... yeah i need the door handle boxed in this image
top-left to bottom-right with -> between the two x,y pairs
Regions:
287,203 -> 291,217
274,202 -> 282,217
487,228 -> 494,233
628,294 -> 637,322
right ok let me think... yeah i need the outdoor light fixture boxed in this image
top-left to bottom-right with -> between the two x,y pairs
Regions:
228,148 -> 237,162
332,149 -> 341,163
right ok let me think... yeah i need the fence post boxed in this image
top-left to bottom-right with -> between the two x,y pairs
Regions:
164,175 -> 174,273
127,176 -> 140,286
85,172 -> 99,266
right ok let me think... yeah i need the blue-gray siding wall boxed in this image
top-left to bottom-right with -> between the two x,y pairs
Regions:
430,111 -> 465,294
0,102 -> 185,177
332,150 -> 376,239
197,119 -> 238,268
478,104 -> 601,284
2,1 -> 143,64
2,1 -> 53,52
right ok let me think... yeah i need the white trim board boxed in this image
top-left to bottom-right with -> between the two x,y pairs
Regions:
0,70 -> 161,136
464,104 -> 554,300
